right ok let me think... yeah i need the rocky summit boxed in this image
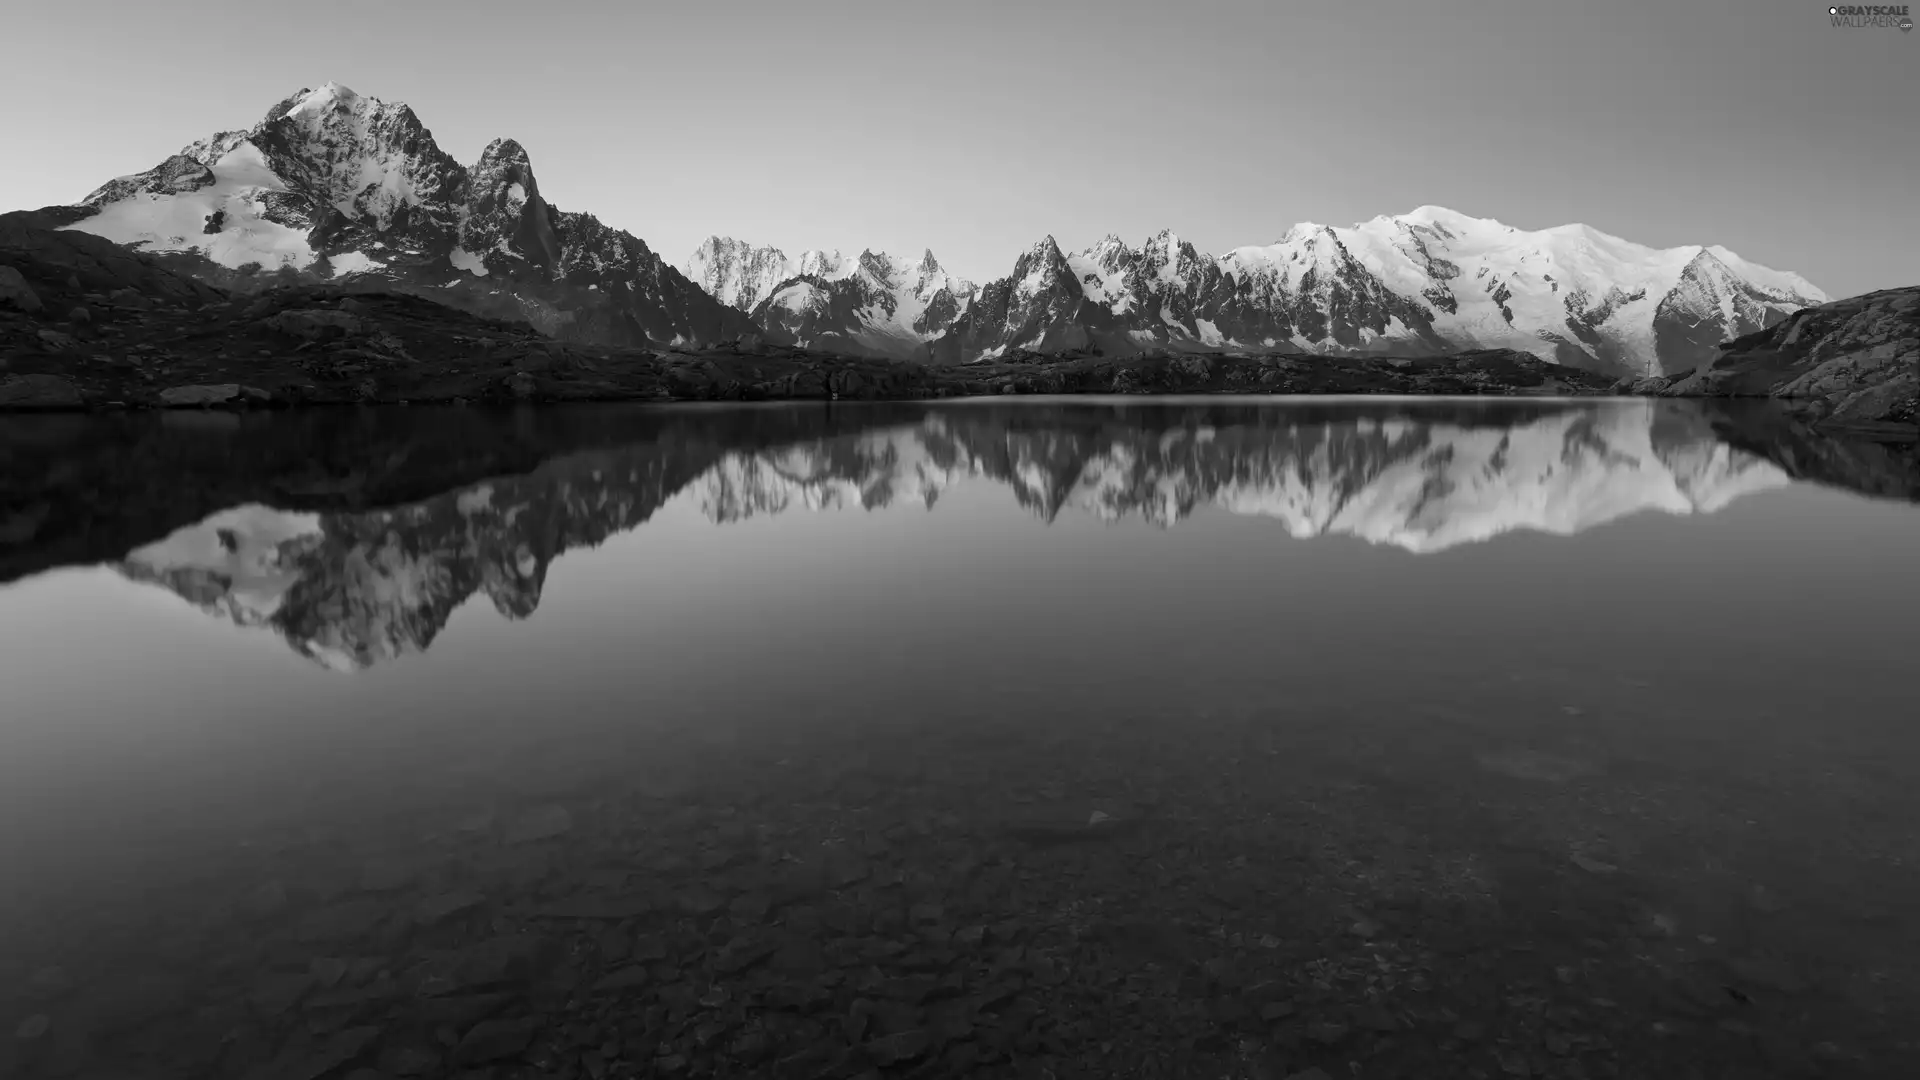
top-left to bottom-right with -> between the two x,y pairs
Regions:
36,83 -> 752,350
686,240 -> 980,361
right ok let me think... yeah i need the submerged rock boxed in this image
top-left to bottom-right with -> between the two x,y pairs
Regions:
265,308 -> 369,340
502,804 -> 574,844
453,1016 -> 541,1065
0,374 -> 82,408
158,383 -> 272,407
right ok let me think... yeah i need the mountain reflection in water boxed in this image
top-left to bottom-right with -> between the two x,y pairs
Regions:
8,397 -> 1892,671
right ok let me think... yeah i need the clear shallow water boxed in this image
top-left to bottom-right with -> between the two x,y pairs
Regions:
0,398 -> 1916,1079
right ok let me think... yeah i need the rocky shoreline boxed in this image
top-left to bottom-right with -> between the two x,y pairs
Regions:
2,222 -> 1914,442
1608,286 -> 1918,440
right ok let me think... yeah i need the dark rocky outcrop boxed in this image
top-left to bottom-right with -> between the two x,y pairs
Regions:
1615,286 -> 1918,437
1674,286 -> 1916,426
0,214 -> 224,305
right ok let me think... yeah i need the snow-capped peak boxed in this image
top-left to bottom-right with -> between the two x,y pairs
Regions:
687,236 -> 977,357
282,82 -> 362,119
684,237 -> 797,311
58,81 -> 755,348
1397,204 -> 1496,232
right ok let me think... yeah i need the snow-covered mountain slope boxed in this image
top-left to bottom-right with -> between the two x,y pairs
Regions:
685,238 -> 977,360
933,208 -> 1827,376
684,238 -> 852,312
114,399 -> 1788,670
49,83 -> 753,348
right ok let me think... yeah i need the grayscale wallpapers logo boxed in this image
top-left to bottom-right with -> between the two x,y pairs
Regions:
1829,4 -> 1914,29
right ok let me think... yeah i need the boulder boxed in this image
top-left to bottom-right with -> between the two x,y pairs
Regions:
108,287 -> 154,311
0,265 -> 42,312
1609,374 -> 1671,396
1172,355 -> 1213,379
265,308 -> 368,340
0,374 -> 84,409
158,384 -> 269,407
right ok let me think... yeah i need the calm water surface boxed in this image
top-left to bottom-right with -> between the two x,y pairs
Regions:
1,398 -> 1916,1080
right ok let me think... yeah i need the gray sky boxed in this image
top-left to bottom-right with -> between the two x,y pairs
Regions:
6,0 -> 1914,298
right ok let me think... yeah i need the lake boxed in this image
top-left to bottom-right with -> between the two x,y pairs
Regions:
0,397 -> 1916,1080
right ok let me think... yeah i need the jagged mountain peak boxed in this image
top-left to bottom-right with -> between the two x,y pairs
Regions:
794,248 -> 847,278
688,236 -> 977,358
55,82 -> 754,349
693,235 -> 761,257
244,82 -> 465,235
1010,236 -> 1074,291
1141,229 -> 1183,254
275,82 -> 366,120
475,137 -> 532,168
1023,234 -> 1065,258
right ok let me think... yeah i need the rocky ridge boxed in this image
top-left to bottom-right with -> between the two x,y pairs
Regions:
1634,287 -> 1917,434
687,240 -> 978,361
40,83 -> 753,349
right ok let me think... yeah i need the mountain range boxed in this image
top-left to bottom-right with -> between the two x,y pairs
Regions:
114,399 -> 1790,671
692,213 -> 1827,377
37,83 -> 1829,378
